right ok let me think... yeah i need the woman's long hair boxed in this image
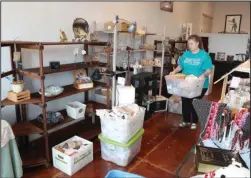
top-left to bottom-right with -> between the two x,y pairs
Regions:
187,35 -> 204,50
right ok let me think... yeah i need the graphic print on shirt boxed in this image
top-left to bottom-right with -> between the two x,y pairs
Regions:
183,57 -> 202,66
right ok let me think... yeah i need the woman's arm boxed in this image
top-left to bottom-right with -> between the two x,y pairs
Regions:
170,65 -> 182,75
199,69 -> 212,79
199,53 -> 213,79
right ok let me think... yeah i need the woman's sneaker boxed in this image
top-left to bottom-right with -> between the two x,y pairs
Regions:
179,122 -> 190,128
190,123 -> 197,130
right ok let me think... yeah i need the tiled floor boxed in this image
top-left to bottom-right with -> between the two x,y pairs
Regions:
23,83 -> 222,178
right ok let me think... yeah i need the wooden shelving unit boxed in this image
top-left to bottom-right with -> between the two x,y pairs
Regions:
0,40 -> 112,168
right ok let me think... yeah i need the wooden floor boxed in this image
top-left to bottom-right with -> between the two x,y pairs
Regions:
23,82 -> 222,178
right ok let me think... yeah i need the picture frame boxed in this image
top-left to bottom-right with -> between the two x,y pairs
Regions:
226,55 -> 234,62
246,38 -> 250,59
160,2 -> 173,12
216,52 -> 226,61
224,14 -> 242,33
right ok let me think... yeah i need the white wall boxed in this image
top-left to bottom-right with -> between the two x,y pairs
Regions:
1,2 -> 208,126
200,33 -> 249,61
212,2 -> 250,33
199,2 -> 214,32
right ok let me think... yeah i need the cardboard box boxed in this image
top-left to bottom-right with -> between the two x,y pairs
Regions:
117,22 -> 129,31
104,21 -> 129,32
52,136 -> 93,176
115,85 -> 135,106
104,21 -> 114,32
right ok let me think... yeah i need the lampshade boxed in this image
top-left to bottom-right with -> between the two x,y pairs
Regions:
128,22 -> 137,33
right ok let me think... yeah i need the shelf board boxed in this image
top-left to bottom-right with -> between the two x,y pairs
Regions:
23,62 -> 107,75
1,81 -> 106,106
1,40 -> 108,46
19,146 -> 47,168
49,82 -> 105,102
30,101 -> 105,134
32,81 -> 106,103
30,109 -> 85,134
1,96 -> 42,107
40,41 -> 108,46
143,65 -> 161,68
12,101 -> 105,138
21,153 -> 47,168
99,49 -> 161,56
12,122 -> 43,137
96,31 -> 158,36
145,33 -> 158,36
87,101 -> 107,111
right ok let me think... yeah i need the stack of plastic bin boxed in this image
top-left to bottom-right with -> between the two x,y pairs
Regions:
97,104 -> 145,167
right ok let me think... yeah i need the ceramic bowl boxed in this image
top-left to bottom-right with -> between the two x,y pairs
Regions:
11,81 -> 24,93
39,85 -> 64,97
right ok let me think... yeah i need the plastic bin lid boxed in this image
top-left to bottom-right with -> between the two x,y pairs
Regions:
98,128 -> 144,148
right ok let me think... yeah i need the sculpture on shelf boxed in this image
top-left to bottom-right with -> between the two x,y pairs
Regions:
90,21 -> 98,41
59,29 -> 68,42
91,69 -> 115,81
72,18 -> 89,42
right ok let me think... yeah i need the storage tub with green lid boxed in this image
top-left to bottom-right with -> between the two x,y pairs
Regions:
98,129 -> 144,167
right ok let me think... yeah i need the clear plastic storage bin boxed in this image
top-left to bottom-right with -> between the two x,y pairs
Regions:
98,106 -> 145,144
98,129 -> 144,167
105,170 -> 144,178
165,75 -> 205,98
168,95 -> 182,115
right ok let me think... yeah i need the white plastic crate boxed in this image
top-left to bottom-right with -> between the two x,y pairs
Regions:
99,129 -> 144,167
97,104 -> 145,144
165,75 -> 204,98
52,136 -> 93,176
66,101 -> 86,119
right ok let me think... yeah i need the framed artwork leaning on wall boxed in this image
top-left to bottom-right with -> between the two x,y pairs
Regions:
224,14 -> 242,33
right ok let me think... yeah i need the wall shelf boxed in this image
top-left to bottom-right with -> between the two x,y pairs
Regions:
1,40 -> 108,47
95,30 -> 158,36
30,110 -> 84,134
1,96 -> 42,106
21,62 -> 108,76
1,81 -> 106,106
12,122 -> 43,137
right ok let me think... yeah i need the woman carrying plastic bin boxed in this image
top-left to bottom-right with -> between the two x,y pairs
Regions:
169,35 -> 212,130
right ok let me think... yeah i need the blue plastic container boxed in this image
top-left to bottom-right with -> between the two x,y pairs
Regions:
105,170 -> 144,178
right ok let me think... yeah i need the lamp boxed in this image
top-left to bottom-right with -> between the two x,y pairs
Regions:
111,15 -> 137,107
114,15 -> 137,33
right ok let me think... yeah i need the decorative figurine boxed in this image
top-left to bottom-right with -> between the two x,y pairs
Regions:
60,29 -> 68,42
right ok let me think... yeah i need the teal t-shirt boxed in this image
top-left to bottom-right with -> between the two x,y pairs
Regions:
178,49 -> 213,88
